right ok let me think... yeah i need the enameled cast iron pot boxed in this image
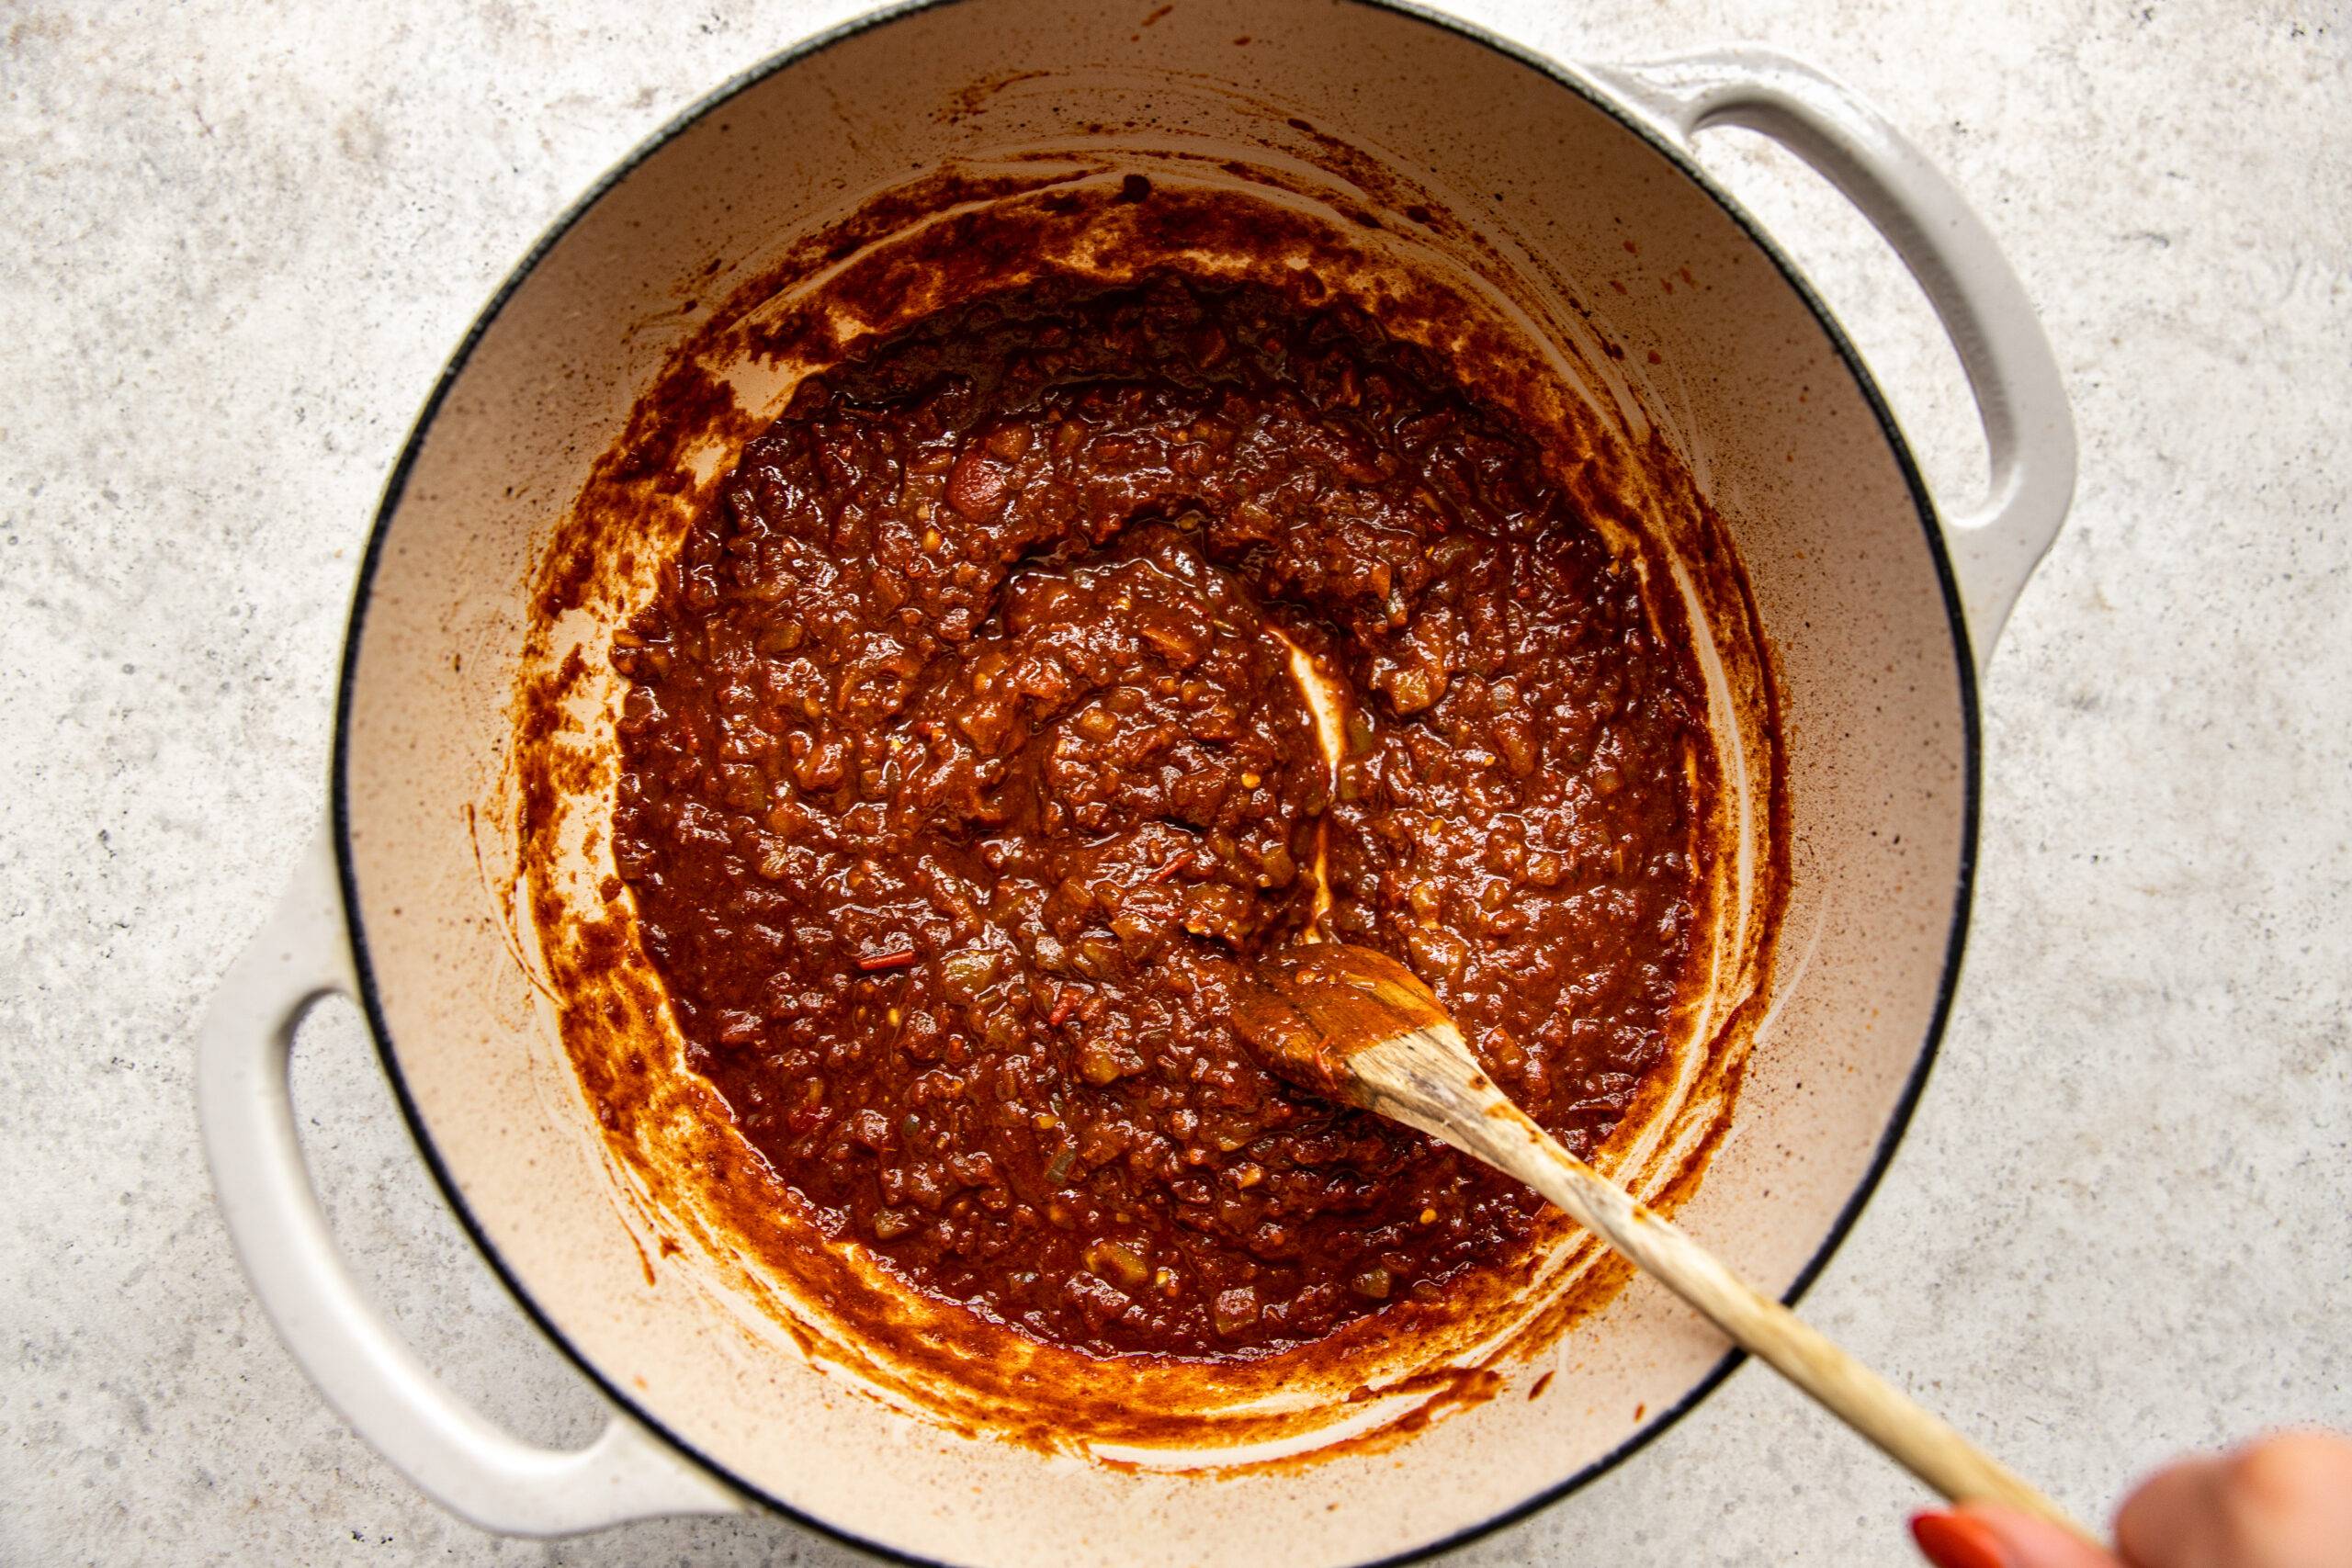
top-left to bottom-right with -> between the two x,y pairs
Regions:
198,2 -> 2075,1562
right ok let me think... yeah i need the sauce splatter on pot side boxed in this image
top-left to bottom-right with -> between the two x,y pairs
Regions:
510,163 -> 1783,1455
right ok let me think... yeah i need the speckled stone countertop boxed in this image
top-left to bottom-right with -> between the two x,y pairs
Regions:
3,1 -> 2346,1562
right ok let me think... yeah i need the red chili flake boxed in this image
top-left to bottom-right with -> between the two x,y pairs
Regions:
857,948 -> 918,972
1048,989 -> 1078,1027
1149,853 -> 1185,884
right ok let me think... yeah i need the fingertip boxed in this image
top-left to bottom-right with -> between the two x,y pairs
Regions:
1911,1509 -> 2010,1568
2115,1453 -> 2225,1562
1953,1505 -> 2121,1568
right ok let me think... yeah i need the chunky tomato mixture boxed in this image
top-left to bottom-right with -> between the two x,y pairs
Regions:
611,273 -> 1707,1358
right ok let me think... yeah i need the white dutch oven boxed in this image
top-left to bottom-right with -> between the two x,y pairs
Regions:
198,2 -> 2075,1562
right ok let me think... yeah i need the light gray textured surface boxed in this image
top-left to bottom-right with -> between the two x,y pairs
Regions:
3,1 -> 2346,1563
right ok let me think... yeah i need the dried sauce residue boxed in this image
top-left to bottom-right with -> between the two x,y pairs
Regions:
509,155 -> 1783,1463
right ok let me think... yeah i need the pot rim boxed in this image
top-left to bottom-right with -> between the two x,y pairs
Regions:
327,2 -> 1981,1561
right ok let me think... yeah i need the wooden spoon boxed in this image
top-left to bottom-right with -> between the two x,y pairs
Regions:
1237,942 -> 2095,1541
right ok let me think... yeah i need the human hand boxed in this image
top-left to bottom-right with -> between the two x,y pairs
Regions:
1909,1432 -> 2352,1568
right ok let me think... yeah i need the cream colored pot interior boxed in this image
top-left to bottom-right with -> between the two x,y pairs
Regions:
338,2 -> 1966,1562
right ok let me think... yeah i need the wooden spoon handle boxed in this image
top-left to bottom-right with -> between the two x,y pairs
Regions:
1459,1085 -> 2097,1543
1245,944 -> 2093,1540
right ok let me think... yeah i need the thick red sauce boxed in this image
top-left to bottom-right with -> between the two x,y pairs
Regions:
611,273 -> 1709,1359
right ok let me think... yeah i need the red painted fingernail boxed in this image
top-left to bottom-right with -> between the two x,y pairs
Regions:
1910,1510 -> 2010,1568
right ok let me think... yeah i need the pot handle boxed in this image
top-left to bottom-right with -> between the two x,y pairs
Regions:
1585,50 -> 2076,674
197,829 -> 744,1535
